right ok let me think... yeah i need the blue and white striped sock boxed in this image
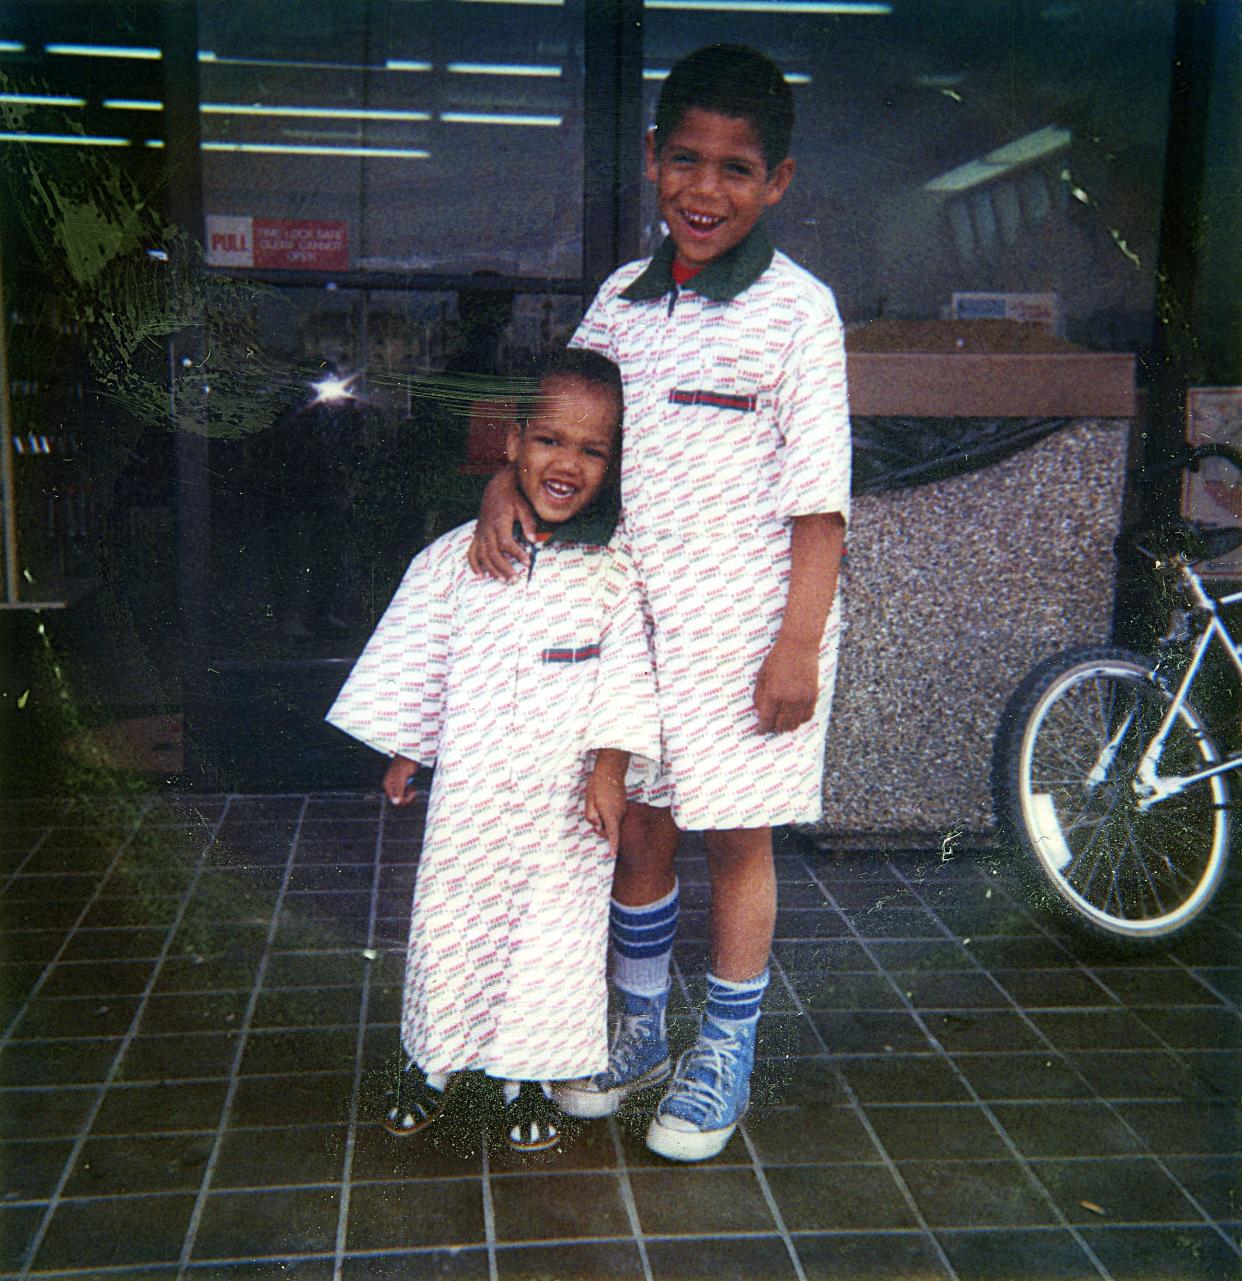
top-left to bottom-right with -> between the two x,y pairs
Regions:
610,881 -> 679,997
704,969 -> 769,1028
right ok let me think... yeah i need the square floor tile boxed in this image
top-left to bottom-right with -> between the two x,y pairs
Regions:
252,985 -> 363,1030
936,1227 -> 1099,1279
1132,1006 -> 1242,1050
0,1035 -> 122,1086
1028,1156 -> 1202,1226
11,994 -> 142,1040
1078,1225 -> 1242,1280
188,1258 -> 334,1279
811,1010 -> 934,1055
345,1179 -> 484,1251
921,1010 -> 1044,1053
0,1138 -> 73,1201
0,1085 -> 98,1139
341,1249 -> 488,1279
1067,1049 -> 1213,1101
993,970 -> 1114,1009
349,1118 -> 485,1182
1092,967 -> 1227,1006
1181,1049 -> 1242,1100
490,1171 -> 631,1243
1115,1101 -> 1242,1155
646,1234 -> 800,1281
893,972 -> 1010,1010
239,1029 -> 358,1075
117,1032 -> 239,1082
64,1131 -> 216,1195
138,991 -> 251,1035
90,1078 -> 229,1136
865,941 -> 972,972
213,1123 -> 347,1188
951,1052 -> 1087,1101
495,1240 -> 645,1279
192,1186 -> 341,1259
898,1158 -> 1057,1228
766,1163 -> 915,1231
1163,1155 -> 1242,1220
744,1104 -> 879,1166
60,926 -> 171,961
839,1055 -> 971,1104
793,1230 -> 951,1279
36,958 -> 158,998
1030,1009 -> 1163,1051
32,1192 -> 197,1270
780,970 -> 903,1010
865,1104 -> 1009,1161
0,1204 -> 47,1272
629,1167 -> 775,1236
990,1102 -> 1143,1159
229,1072 -> 358,1128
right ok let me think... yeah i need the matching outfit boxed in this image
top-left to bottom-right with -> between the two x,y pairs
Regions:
327,513 -> 660,1081
572,224 -> 852,830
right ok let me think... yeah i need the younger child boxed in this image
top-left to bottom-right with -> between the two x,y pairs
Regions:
327,349 -> 660,1150
470,45 -> 850,1161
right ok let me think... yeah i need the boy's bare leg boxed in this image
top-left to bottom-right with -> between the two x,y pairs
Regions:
613,801 -> 679,905
703,826 -> 776,981
646,824 -> 773,1161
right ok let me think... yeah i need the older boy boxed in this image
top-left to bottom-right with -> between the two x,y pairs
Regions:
329,349 -> 661,1151
471,45 -> 849,1161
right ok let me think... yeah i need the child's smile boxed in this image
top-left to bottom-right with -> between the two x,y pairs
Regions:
646,107 -> 794,271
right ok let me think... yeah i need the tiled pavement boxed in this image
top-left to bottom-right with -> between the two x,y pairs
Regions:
1,790 -> 1239,1280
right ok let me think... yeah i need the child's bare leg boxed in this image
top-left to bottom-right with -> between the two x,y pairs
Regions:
703,825 -> 776,981
613,801 -> 679,905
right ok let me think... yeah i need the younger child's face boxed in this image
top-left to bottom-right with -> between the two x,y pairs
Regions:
646,106 -> 794,271
506,374 -> 618,526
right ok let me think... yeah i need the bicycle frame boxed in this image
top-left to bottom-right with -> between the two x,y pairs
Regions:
1134,560 -> 1242,809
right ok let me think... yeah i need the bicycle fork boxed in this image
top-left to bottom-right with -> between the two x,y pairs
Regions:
1133,610 -> 1242,809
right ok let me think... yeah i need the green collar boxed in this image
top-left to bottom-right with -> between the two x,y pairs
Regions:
620,222 -> 775,303
514,477 -> 620,550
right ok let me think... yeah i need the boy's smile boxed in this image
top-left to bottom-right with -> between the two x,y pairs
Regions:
507,374 -> 618,527
646,107 -> 794,272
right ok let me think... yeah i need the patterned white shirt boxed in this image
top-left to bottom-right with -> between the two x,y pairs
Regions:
327,520 -> 661,1080
573,225 -> 851,829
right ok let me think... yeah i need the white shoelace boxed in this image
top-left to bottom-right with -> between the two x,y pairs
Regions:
664,1032 -> 741,1124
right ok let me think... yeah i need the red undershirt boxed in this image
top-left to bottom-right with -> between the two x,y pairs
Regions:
671,259 -> 702,288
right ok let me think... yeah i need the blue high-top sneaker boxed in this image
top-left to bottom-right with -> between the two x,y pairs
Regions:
553,985 -> 672,1119
645,1014 -> 757,1161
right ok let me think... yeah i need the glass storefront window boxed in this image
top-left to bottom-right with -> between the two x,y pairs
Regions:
206,283 -> 583,662
197,0 -> 585,277
641,1 -> 1176,351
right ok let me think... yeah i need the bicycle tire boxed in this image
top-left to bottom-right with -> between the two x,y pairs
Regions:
993,645 -> 1231,946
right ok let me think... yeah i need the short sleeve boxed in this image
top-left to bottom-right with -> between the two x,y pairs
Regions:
325,539 -> 454,765
771,289 -> 851,525
570,278 -> 620,362
584,548 -> 662,770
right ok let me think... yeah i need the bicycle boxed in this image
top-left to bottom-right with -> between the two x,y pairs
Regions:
992,443 -> 1242,947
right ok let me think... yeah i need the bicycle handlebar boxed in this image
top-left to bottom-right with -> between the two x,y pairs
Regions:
1143,441 -> 1242,480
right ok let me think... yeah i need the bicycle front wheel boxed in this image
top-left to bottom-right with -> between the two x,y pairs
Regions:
996,646 -> 1231,944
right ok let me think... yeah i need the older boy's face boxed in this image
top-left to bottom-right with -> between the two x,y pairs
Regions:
506,375 -> 617,526
646,107 -> 794,271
